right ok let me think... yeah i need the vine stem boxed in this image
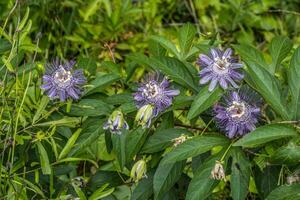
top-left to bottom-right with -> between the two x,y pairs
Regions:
220,140 -> 235,162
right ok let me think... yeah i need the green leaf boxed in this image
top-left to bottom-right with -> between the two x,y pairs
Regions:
79,0 -> 102,21
72,183 -> 87,200
111,130 -> 128,169
35,117 -> 80,127
233,124 -> 297,148
88,183 -> 115,200
266,184 -> 300,200
19,7 -> 30,30
36,142 -> 51,175
68,99 -> 112,116
254,165 -> 280,198
0,38 -> 12,54
178,23 -> 196,58
149,56 -> 198,92
58,128 -> 82,160
125,128 -> 148,163
187,86 -> 222,120
142,128 -> 192,153
163,135 -> 229,163
84,73 -> 120,95
148,40 -> 167,57
14,177 -> 46,199
128,54 -> 198,92
150,35 -> 181,58
33,96 -> 49,124
288,47 -> 300,120
270,141 -> 300,164
55,157 -> 98,168
235,44 -> 289,119
186,152 -> 224,200
230,147 -> 251,200
131,171 -> 154,200
70,119 -> 105,156
77,57 -> 97,74
87,170 -> 123,191
269,36 -> 292,74
154,159 -> 185,200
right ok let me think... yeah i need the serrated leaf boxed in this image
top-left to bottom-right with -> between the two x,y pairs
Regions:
233,124 -> 297,148
178,23 -> 196,58
150,35 -> 181,58
36,142 -> 51,175
187,85 -> 222,120
266,184 -> 300,200
230,147 -> 251,200
149,56 -> 198,92
77,57 -> 97,74
288,47 -> 300,120
269,36 -> 292,74
142,128 -> 192,153
163,135 -> 229,163
234,44 -> 289,119
84,73 -> 120,95
154,159 -> 185,200
270,141 -> 300,164
128,54 -> 198,92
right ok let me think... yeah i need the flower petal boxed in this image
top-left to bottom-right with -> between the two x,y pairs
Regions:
199,54 -> 213,66
199,74 -> 213,84
219,78 -> 228,90
208,78 -> 218,92
222,48 -> 232,59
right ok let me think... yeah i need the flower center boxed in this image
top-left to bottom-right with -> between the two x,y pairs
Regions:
227,101 -> 247,119
53,66 -> 72,88
212,58 -> 230,75
143,82 -> 160,99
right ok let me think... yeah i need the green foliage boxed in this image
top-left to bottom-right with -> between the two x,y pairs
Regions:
1,0 -> 300,199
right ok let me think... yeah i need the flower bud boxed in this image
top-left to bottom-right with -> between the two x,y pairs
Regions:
130,159 -> 147,182
135,104 -> 154,128
287,174 -> 300,185
210,160 -> 225,181
172,134 -> 190,147
103,110 -> 129,134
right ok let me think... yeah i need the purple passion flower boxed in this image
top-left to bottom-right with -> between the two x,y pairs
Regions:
103,110 -> 129,134
197,48 -> 244,92
214,90 -> 260,138
41,59 -> 86,101
133,74 -> 180,117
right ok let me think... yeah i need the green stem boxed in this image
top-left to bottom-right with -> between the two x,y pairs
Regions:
220,141 -> 234,162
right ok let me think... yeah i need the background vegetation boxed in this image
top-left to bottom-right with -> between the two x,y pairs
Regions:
1,0 -> 300,199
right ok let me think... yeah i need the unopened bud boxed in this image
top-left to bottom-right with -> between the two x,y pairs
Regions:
287,174 -> 300,185
135,104 -> 154,128
103,110 -> 129,134
172,134 -> 190,147
210,160 -> 225,181
130,159 -> 147,182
